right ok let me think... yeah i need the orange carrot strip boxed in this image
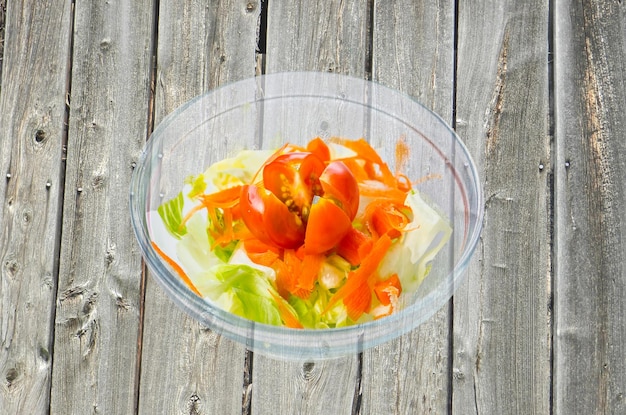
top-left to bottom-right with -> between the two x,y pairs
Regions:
293,253 -> 325,298
324,234 -> 392,313
270,291 -> 303,329
336,227 -> 372,266
332,137 -> 385,165
273,249 -> 301,297
247,251 -> 280,267
358,183 -> 408,204
151,241 -> 202,297
343,280 -> 372,321
271,259 -> 291,298
306,136 -> 331,162
198,185 -> 242,208
373,273 -> 402,306
180,202 -> 206,228
368,203 -> 410,239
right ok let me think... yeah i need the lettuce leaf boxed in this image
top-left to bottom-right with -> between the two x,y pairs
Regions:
379,190 -> 452,293
157,192 -> 187,239
208,264 -> 282,326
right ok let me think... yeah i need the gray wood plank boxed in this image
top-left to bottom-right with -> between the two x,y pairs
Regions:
251,2 -> 368,414
137,2 -> 259,414
453,1 -> 551,414
49,1 -> 154,413
264,0 -> 369,75
0,1 -> 72,413
0,0 -> 5,84
554,1 -> 626,414
360,2 -> 456,414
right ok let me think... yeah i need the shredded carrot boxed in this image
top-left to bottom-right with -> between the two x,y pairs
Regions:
364,200 -> 411,239
337,227 -> 372,266
373,273 -> 402,306
151,241 -> 202,297
180,202 -> 207,228
272,249 -> 301,297
247,250 -> 280,267
358,182 -> 408,204
293,253 -> 325,298
306,136 -> 331,162
270,291 -> 304,329
324,234 -> 392,314
342,280 -> 372,321
332,137 -> 384,165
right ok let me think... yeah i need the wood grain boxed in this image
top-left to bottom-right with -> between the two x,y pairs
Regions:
0,1 -> 72,413
360,1 -> 455,414
554,1 -> 626,413
49,1 -> 154,413
453,1 -> 551,413
0,0 -> 6,84
251,2 -> 368,414
137,1 -> 259,414
264,0 -> 369,75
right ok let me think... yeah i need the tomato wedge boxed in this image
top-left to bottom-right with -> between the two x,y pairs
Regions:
303,198 -> 352,254
239,184 -> 305,248
319,161 -> 359,220
262,152 -> 326,217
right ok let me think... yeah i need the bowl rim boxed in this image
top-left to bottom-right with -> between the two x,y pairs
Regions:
129,71 -> 484,359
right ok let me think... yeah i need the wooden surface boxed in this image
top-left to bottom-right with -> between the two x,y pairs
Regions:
1,1 -> 624,414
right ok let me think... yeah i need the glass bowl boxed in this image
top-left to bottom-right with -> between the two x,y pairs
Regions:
130,72 -> 483,360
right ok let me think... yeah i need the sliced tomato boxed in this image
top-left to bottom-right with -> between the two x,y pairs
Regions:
240,184 -> 305,248
319,161 -> 359,220
239,184 -> 273,245
262,152 -> 325,217
303,198 -> 352,254
262,191 -> 306,248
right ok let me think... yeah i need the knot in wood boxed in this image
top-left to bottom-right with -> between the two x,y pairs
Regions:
34,129 -> 47,144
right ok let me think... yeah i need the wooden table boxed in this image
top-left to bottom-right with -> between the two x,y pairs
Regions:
1,1 -> 624,414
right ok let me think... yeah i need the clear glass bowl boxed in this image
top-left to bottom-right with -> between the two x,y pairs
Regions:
130,72 -> 483,360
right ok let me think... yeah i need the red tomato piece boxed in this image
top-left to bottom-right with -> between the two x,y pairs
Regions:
319,161 -> 360,220
262,152 -> 325,218
303,198 -> 352,254
262,191 -> 306,249
239,184 -> 273,245
240,184 -> 305,249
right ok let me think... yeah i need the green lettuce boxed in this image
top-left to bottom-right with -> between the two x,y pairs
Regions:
379,190 -> 452,293
157,192 -> 187,239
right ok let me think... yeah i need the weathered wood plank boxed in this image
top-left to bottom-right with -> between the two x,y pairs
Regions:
554,1 -> 626,413
137,1 -> 259,414
453,1 -> 551,414
264,0 -> 369,75
251,2 -> 368,414
0,0 -> 6,84
49,1 -> 154,413
0,1 -> 72,413
360,2 -> 456,414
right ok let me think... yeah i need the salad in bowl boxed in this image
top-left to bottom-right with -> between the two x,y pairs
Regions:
150,137 -> 451,329
130,72 -> 482,359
